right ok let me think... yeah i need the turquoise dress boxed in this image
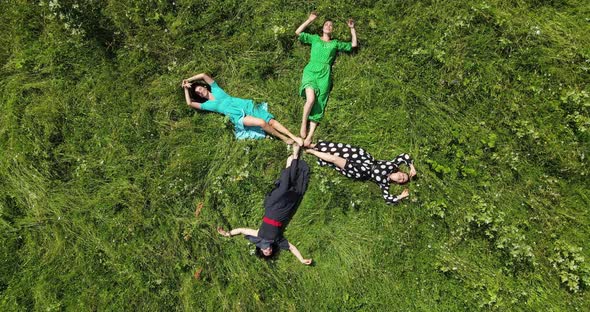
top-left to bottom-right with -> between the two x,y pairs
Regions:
200,82 -> 274,139
299,32 -> 353,122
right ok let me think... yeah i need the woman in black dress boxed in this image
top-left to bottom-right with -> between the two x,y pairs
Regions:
217,144 -> 312,265
305,140 -> 417,204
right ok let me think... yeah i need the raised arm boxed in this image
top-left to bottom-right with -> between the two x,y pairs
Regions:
392,153 -> 416,178
217,227 -> 259,237
288,242 -> 313,265
185,73 -> 214,85
347,19 -> 358,48
409,163 -> 417,179
295,12 -> 317,36
393,153 -> 413,168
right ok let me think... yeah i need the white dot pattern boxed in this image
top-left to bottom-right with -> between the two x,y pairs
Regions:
313,141 -> 414,204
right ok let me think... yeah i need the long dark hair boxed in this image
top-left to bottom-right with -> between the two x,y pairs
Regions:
189,83 -> 211,103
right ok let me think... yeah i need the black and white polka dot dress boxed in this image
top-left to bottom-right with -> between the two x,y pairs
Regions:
313,140 -> 413,204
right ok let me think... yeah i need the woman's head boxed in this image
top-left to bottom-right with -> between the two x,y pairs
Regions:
190,83 -> 211,103
194,84 -> 210,98
322,20 -> 334,35
389,171 -> 410,184
255,244 -> 279,260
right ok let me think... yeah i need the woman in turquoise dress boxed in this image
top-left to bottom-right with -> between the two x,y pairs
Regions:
295,12 -> 358,146
182,73 -> 303,145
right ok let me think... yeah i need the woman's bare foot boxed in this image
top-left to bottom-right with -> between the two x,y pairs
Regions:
303,136 -> 313,147
294,137 -> 304,147
284,138 -> 295,145
300,122 -> 307,139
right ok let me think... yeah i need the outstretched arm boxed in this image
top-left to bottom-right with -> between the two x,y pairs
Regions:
217,227 -> 259,237
288,242 -> 313,265
185,73 -> 214,85
295,12 -> 317,36
347,19 -> 358,48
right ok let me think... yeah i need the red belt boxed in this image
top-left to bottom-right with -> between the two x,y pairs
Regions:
263,216 -> 283,227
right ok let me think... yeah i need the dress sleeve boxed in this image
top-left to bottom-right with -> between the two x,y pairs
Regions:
379,182 -> 400,205
298,32 -> 314,44
277,237 -> 290,251
199,100 -> 214,112
335,40 -> 353,52
210,81 -> 229,98
245,235 -> 261,244
393,153 -> 413,168
210,81 -> 220,90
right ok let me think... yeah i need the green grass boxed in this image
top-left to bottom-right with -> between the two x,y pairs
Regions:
1,0 -> 589,310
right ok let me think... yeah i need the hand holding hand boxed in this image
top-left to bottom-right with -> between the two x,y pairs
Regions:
217,227 -> 230,237
309,11 -> 318,22
347,18 -> 355,28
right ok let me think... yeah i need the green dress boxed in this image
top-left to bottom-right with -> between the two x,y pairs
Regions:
298,32 -> 353,122
200,82 -> 274,140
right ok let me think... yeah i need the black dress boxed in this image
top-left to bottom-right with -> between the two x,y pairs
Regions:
313,140 -> 413,204
245,159 -> 310,249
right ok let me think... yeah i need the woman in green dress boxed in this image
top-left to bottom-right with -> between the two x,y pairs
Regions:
295,12 -> 358,146
182,73 -> 303,145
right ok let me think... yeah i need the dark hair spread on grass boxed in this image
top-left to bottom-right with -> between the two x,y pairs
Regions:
190,83 -> 211,103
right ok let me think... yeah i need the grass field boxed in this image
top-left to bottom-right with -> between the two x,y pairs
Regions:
1,0 -> 589,310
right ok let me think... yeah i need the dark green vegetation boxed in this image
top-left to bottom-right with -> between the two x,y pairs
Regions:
1,0 -> 589,310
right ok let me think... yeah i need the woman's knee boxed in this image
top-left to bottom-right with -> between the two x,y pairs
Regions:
244,116 -> 266,127
304,90 -> 316,104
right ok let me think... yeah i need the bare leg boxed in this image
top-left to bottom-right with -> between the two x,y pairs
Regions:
300,88 -> 316,139
243,116 -> 292,144
269,119 -> 303,146
304,121 -> 318,147
286,144 -> 300,168
305,149 -> 346,169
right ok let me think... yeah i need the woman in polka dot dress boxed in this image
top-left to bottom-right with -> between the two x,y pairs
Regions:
305,141 -> 417,204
